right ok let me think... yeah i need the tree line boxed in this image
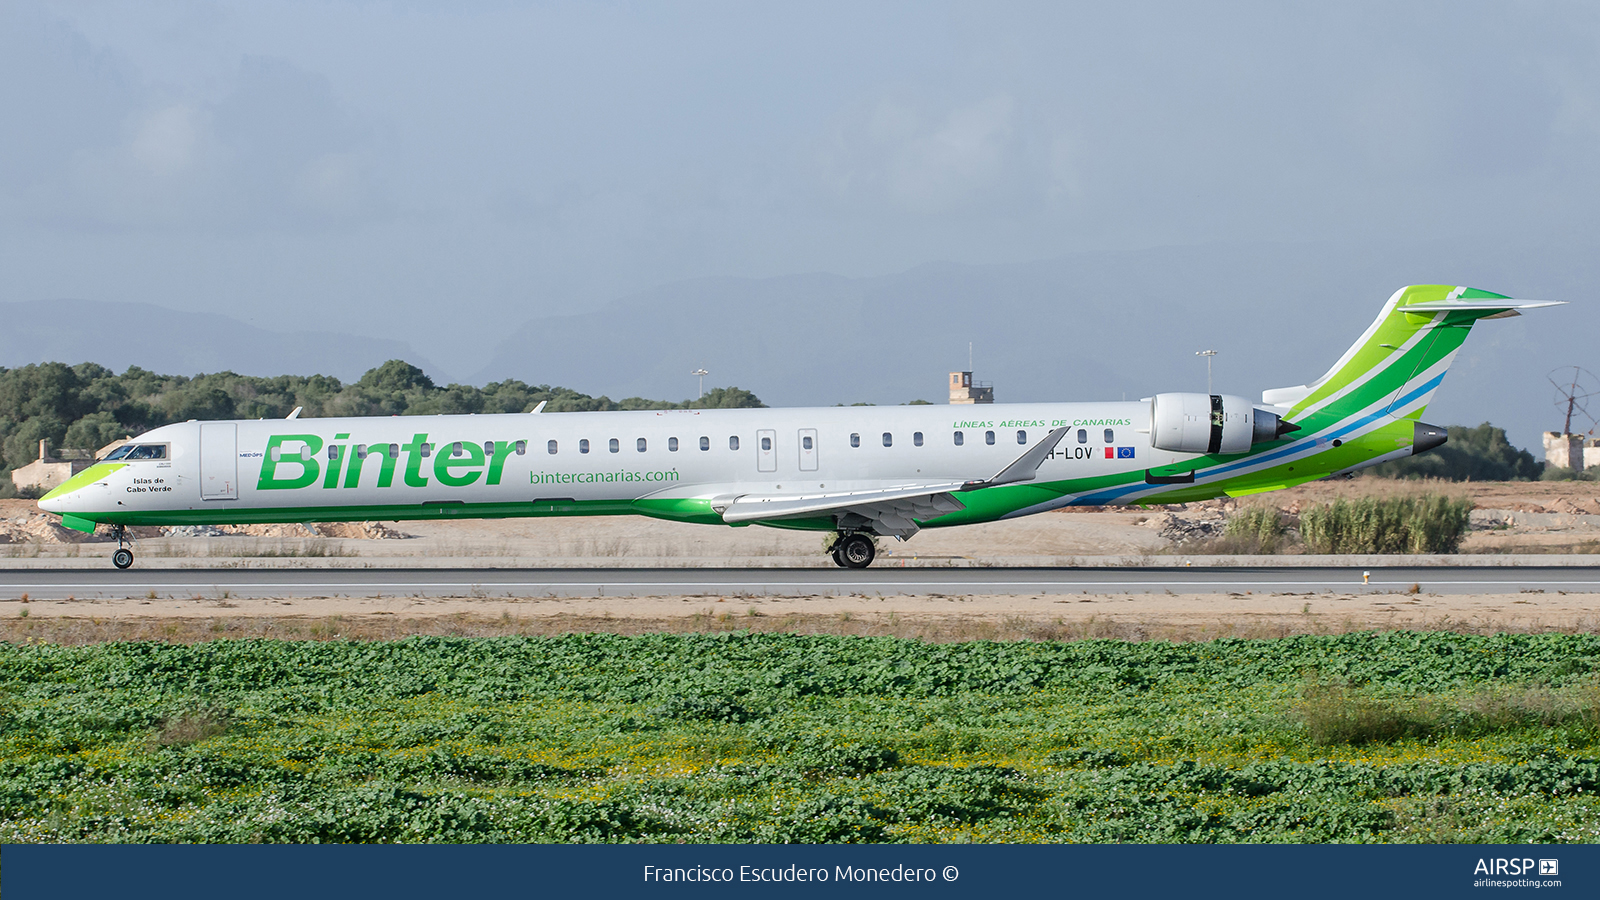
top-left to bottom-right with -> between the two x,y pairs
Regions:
0,359 -> 763,484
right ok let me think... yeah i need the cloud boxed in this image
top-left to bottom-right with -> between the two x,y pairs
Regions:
0,10 -> 388,232
821,93 -> 1025,214
128,104 -> 204,176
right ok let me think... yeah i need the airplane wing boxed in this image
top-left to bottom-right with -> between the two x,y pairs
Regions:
713,426 -> 1070,538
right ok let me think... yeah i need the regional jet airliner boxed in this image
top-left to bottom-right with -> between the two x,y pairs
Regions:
38,285 -> 1559,569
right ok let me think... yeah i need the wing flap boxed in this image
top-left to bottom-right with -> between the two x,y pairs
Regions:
717,482 -> 967,524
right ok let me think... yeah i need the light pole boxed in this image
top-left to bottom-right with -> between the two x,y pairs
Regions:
691,368 -> 709,399
1196,350 -> 1217,394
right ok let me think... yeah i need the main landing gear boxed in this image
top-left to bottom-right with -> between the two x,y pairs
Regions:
830,533 -> 876,569
110,525 -> 134,570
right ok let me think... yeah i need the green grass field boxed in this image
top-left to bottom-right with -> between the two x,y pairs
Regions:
2,632 -> 1599,843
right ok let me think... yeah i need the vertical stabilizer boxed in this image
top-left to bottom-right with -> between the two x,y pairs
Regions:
1261,286 -> 1558,431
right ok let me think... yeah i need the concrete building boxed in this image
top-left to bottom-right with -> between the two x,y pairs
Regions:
948,371 -> 994,404
9,438 -> 130,494
1542,431 -> 1600,472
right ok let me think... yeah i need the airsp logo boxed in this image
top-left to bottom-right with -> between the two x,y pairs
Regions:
1474,858 -> 1550,876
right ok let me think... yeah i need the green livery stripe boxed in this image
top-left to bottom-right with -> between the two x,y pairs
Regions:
41,463 -> 126,502
81,499 -> 643,528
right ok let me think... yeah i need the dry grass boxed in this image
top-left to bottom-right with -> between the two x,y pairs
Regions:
1292,679 -> 1600,747
4,609 -> 1598,646
151,705 -> 232,746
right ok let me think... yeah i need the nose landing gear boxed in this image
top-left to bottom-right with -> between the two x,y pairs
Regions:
110,525 -> 134,570
829,533 -> 877,569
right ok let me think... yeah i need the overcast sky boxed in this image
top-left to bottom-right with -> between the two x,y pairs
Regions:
4,1 -> 1599,388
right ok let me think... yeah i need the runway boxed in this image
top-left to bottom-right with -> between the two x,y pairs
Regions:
0,566 -> 1594,600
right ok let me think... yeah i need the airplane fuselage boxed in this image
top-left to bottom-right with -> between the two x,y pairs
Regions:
43,401 -> 1174,530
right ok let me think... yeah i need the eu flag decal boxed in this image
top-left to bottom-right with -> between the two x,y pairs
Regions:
1116,446 -> 1136,459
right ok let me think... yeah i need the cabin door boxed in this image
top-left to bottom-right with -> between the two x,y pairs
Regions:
199,423 -> 238,500
756,429 -> 777,473
798,428 -> 818,471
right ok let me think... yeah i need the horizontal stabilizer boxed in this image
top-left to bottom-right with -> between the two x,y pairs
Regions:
1394,299 -> 1564,312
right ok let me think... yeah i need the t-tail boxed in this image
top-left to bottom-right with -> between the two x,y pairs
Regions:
1262,285 -> 1562,471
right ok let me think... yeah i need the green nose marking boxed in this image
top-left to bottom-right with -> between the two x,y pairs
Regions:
41,463 -> 126,502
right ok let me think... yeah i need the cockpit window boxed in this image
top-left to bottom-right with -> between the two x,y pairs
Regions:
111,444 -> 167,460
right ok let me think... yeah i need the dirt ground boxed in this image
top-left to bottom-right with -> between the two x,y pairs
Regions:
4,478 -> 1598,642
4,589 -> 1597,645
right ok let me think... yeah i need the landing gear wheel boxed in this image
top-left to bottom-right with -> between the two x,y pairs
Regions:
109,524 -> 133,569
837,534 -> 876,569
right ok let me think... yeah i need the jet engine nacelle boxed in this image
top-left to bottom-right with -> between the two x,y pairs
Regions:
1150,393 -> 1296,455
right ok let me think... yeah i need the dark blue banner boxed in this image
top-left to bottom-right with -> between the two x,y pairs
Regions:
3,844 -> 1594,899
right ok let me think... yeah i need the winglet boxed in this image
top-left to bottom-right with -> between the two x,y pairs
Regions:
961,426 -> 1071,491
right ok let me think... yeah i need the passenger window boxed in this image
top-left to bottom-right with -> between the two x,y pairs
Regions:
699,436 -> 710,451
327,446 -> 339,460
1017,430 -> 1027,444
669,437 -> 679,452
484,441 -> 495,457
356,445 -> 368,459
850,433 -> 860,448
729,436 -> 740,450
420,443 -> 432,458
954,431 -> 964,446
802,436 -> 813,450
579,439 -> 590,454
637,438 -> 647,452
985,430 -> 995,445
609,438 -> 620,453
760,436 -> 772,451
1077,429 -> 1088,444
515,440 -> 526,455
882,432 -> 892,447
451,442 -> 462,456
301,445 -> 312,461
547,440 -> 558,455
388,444 -> 399,460
913,432 -> 923,447
1104,428 -> 1115,444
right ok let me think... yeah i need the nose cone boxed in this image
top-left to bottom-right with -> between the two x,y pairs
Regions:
38,462 -> 126,511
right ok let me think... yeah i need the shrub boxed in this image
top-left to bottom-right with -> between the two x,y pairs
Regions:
1540,466 -> 1600,482
1295,683 -> 1415,746
1299,494 -> 1472,554
1221,506 -> 1289,553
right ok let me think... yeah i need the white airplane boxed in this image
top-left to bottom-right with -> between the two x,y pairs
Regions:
39,285 -> 1559,569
